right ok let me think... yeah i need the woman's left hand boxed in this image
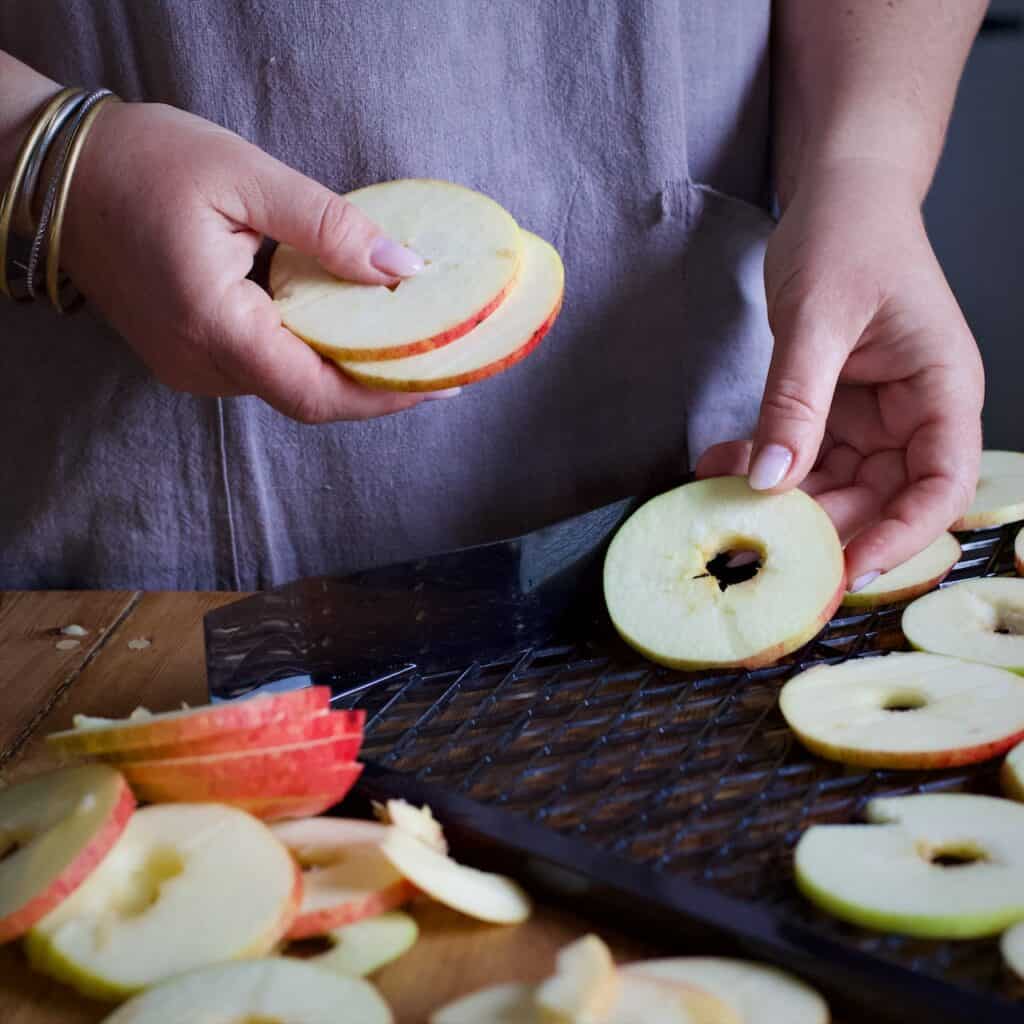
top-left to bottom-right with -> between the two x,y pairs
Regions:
697,160 -> 984,593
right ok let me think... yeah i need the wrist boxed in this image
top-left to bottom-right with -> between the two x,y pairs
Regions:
782,155 -> 929,219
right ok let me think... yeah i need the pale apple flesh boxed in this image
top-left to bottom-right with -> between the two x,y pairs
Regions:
625,958 -> 828,1024
98,957 -> 394,1024
535,933 -> 619,1023
430,982 -> 539,1024
295,910 -> 418,978
841,532 -> 961,609
795,793 -> 1024,939
46,686 -> 330,756
1001,739 -> 1024,802
952,450 -> 1024,530
118,734 -> 362,798
0,765 -> 135,943
1002,920 -> 1024,980
779,652 -> 1024,769
97,708 -> 365,761
271,178 -> 523,361
902,577 -> 1024,674
381,826 -> 531,925
27,803 -> 302,999
603,477 -> 845,670
339,231 -> 563,392
271,818 -> 416,940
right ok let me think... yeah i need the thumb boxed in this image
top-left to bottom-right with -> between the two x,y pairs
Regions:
748,307 -> 849,492
239,152 -> 423,286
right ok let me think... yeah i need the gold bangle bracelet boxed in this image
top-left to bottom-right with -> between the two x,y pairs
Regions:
0,86 -> 82,298
44,94 -> 118,313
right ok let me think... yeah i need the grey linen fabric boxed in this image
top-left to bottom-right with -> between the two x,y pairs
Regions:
0,1 -> 775,590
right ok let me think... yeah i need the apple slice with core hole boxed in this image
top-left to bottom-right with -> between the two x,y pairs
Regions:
98,709 -> 364,761
1002,921 -> 1024,980
271,178 -> 523,361
47,687 -> 330,756
339,231 -> 562,392
118,733 -> 362,798
1001,740 -> 1024,801
0,765 -> 135,943
271,819 -> 415,940
535,933 -> 619,1022
841,532 -> 960,609
625,958 -> 829,1024
287,910 -> 418,977
27,803 -> 302,999
1016,527 -> 1024,576
430,982 -> 539,1024
795,793 -> 1024,938
779,652 -> 1024,769
380,826 -> 531,925
952,450 -> 1024,530
902,577 -> 1024,674
98,957 -> 393,1024
373,799 -> 448,854
603,477 -> 844,670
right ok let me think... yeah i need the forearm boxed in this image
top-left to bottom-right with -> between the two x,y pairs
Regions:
773,0 -> 986,209
0,50 -> 62,188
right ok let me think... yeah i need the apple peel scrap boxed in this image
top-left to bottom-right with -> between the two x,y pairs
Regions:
795,793 -> 1024,939
779,652 -> 1024,770
97,957 -> 393,1024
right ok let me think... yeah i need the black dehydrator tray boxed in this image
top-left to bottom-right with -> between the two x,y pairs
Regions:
204,503 -> 1024,1024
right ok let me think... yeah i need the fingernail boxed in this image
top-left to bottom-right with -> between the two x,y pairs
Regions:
726,551 -> 760,569
849,571 -> 881,593
422,387 -> 461,401
749,444 -> 793,490
370,237 -> 424,277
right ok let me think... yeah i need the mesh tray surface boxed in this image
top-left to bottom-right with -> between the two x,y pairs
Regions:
332,523 -> 1024,1010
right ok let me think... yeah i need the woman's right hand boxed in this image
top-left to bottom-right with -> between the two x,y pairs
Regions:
60,101 -> 455,422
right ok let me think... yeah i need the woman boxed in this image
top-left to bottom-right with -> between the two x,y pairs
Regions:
0,1 -> 985,591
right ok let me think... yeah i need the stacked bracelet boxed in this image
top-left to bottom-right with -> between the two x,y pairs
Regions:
0,86 -> 118,312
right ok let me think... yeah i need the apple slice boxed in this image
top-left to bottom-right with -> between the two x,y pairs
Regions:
1002,921 -> 1024,980
374,799 -> 448,854
231,789 -> 359,822
295,910 -> 418,977
98,957 -> 393,1024
1001,740 -> 1024,802
271,178 -> 523,361
841,532 -> 960,609
603,476 -> 844,670
0,765 -> 134,943
99,709 -> 365,761
779,652 -> 1024,769
27,803 -> 302,999
535,933 -> 619,1023
47,686 -> 330,757
625,958 -> 829,1024
118,735 -> 362,801
902,577 -> 1024,674
339,231 -> 562,391
430,982 -> 540,1024
952,450 -> 1024,530
795,793 -> 1024,938
1016,527 -> 1024,576
271,818 -> 415,940
380,826 -> 531,925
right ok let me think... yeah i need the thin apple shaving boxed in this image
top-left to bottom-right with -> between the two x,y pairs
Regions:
373,799 -> 447,855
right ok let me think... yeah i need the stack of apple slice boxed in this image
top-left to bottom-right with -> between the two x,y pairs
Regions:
46,688 -> 366,819
431,933 -> 829,1024
271,178 -> 565,391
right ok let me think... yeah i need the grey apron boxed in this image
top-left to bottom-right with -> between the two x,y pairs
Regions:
0,1 -> 775,590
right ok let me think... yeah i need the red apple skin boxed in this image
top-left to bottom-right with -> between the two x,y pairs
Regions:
46,687 -> 332,757
296,270 -> 519,364
98,710 -> 365,762
343,291 -> 564,393
285,876 -> 417,940
120,740 -> 362,799
0,776 -> 136,943
231,790 -> 359,822
795,726 -> 1024,771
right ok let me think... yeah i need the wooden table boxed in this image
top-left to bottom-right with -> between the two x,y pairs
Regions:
0,591 -> 670,1023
